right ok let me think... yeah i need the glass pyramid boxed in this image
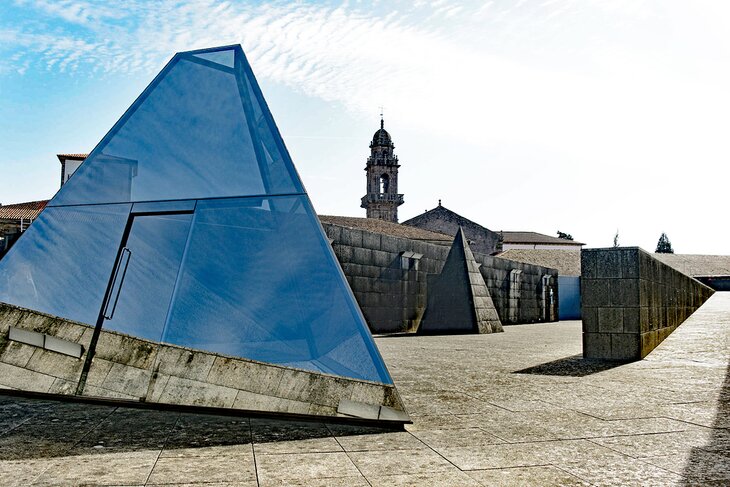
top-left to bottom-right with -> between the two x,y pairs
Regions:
0,45 -> 392,385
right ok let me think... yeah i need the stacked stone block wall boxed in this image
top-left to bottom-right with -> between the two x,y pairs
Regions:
323,224 -> 558,333
581,247 -> 714,360
475,253 -> 558,325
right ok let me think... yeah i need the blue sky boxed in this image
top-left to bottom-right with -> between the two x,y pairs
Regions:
1,0 -> 729,253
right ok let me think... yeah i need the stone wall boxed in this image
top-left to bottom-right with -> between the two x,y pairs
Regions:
480,254 -> 558,325
323,224 -> 558,333
0,303 -> 408,423
581,247 -> 714,361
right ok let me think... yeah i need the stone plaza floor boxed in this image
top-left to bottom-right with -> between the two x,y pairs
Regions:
0,292 -> 728,486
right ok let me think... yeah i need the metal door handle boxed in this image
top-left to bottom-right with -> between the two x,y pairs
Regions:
103,247 -> 131,320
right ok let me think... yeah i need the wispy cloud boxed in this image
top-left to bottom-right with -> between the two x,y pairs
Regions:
2,0 -> 729,160
2,0 -> 730,252
13,0 -> 126,25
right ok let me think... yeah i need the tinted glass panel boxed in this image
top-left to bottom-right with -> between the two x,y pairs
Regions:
193,49 -> 234,68
0,204 -> 131,326
236,51 -> 302,195
162,196 -> 392,384
50,47 -> 301,207
103,213 -> 192,342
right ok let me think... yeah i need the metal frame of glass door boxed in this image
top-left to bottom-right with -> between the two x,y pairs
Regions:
76,200 -> 196,395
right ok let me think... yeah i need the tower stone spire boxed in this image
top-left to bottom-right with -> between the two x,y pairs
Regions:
361,117 -> 403,222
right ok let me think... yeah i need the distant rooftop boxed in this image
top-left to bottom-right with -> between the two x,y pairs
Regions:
653,253 -> 730,277
501,231 -> 585,246
0,200 -> 48,221
497,249 -> 581,276
57,153 -> 89,160
319,215 -> 453,242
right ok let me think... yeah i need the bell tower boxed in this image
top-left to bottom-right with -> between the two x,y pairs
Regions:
361,117 -> 403,223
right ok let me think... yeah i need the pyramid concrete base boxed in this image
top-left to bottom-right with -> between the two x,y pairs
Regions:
0,303 -> 409,424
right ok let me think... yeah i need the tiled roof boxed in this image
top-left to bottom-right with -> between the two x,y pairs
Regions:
318,215 -> 453,242
497,249 -> 581,276
57,153 -> 88,160
402,205 -> 495,234
501,231 -> 585,246
653,253 -> 730,277
0,200 -> 49,221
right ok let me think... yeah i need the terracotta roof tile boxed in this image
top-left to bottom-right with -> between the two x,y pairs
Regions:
0,200 -> 49,221
501,231 -> 585,246
56,153 -> 89,160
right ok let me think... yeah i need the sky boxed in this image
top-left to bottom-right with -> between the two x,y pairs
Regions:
1,0 -> 729,254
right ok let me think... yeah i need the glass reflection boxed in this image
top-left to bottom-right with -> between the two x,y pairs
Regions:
50,46 -> 301,208
0,204 -> 131,326
103,213 -> 193,342
162,196 -> 392,384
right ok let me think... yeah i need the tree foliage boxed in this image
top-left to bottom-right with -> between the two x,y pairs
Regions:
655,232 -> 674,253
557,230 -> 573,240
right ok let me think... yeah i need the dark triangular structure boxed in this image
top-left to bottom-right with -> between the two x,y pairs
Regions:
419,228 -> 503,334
0,45 -> 407,423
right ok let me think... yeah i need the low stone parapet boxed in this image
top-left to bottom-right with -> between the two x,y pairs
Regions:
581,247 -> 714,360
0,302 -> 409,423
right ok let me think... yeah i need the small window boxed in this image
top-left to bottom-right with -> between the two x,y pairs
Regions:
400,251 -> 422,271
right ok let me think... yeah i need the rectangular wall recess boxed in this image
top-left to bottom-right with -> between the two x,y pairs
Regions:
8,327 -> 83,358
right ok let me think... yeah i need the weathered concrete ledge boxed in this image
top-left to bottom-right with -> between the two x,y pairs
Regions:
0,302 -> 408,423
581,247 -> 714,360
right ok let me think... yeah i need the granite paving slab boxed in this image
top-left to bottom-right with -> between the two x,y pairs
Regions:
0,291 -> 726,485
33,451 -> 159,486
466,465 -> 590,486
147,447 -> 257,485
255,451 -> 362,486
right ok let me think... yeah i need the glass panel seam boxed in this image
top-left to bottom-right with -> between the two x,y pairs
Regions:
47,192 -> 307,208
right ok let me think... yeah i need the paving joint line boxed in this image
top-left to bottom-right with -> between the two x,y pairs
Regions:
550,463 -> 597,486
26,405 -> 120,486
324,424 -> 372,487
403,423 -> 465,473
0,414 -> 34,437
249,417 -> 260,487
143,411 -> 180,486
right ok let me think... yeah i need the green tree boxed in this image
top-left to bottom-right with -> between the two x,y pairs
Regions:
655,232 -> 674,253
613,230 -> 619,248
557,231 -> 573,240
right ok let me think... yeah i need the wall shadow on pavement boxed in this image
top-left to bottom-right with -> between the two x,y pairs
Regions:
513,354 -> 628,377
0,394 -> 396,461
682,360 -> 730,485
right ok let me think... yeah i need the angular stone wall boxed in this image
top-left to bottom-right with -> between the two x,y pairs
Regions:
581,247 -> 715,360
0,303 -> 408,423
322,223 -> 558,333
